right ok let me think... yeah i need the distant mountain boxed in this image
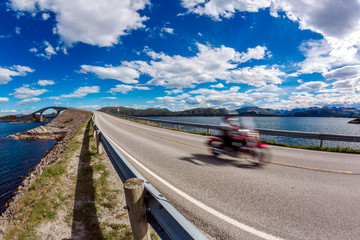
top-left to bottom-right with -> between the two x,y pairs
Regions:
278,107 -> 320,115
287,107 -> 360,117
99,106 -> 360,118
0,114 -> 46,122
236,107 -> 283,116
99,107 -> 227,116
180,108 -> 228,116
0,115 -> 19,122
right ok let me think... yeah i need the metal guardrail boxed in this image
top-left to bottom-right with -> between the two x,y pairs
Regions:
115,114 -> 360,147
92,116 -> 208,240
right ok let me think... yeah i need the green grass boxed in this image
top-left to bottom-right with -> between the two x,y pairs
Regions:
260,140 -> 360,154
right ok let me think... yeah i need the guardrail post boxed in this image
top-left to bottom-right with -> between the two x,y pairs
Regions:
95,130 -> 102,154
177,124 -> 180,130
320,139 -> 323,148
93,125 -> 97,138
207,128 -> 210,134
124,178 -> 150,240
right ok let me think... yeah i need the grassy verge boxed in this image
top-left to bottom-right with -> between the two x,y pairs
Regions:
114,114 -> 360,154
259,140 -> 360,154
3,115 -> 159,239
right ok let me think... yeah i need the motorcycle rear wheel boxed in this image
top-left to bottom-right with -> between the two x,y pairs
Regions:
209,142 -> 223,156
243,147 -> 270,166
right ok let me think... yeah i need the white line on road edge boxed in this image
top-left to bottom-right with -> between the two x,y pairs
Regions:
102,131 -> 284,240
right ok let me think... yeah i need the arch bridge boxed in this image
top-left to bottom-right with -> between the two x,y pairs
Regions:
32,106 -> 68,122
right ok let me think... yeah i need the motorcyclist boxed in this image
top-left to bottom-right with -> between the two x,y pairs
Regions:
219,114 -> 243,150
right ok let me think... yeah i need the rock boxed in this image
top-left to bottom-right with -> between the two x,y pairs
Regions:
348,118 -> 360,124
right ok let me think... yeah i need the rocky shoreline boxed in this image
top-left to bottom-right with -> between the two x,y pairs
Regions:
0,109 -> 90,233
348,118 -> 360,124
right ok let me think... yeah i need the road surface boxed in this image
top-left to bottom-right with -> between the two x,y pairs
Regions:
94,111 -> 360,240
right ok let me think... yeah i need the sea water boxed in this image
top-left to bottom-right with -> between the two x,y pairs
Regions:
0,122 -> 56,214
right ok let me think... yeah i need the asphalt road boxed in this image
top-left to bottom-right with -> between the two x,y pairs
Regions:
93,111 -> 360,240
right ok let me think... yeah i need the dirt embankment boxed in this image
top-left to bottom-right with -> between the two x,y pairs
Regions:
0,109 -> 90,230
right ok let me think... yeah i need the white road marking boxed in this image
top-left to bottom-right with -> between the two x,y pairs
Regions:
99,123 -> 284,240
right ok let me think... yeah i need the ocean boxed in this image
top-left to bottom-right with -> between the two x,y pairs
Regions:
0,122 -> 56,214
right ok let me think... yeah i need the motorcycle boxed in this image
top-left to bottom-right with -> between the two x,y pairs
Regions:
207,120 -> 271,166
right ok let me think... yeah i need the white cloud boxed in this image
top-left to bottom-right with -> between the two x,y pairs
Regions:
296,81 -> 329,90
29,47 -> 38,53
12,86 -> 48,99
0,97 -> 9,103
124,43 -> 273,88
10,0 -> 150,47
270,0 -> 360,39
182,0 -> 360,40
10,0 -> 36,11
101,97 -> 117,100
165,89 -> 184,95
38,80 -> 55,86
0,65 -> 34,84
181,0 -> 272,20
79,105 -> 101,110
61,86 -> 100,98
236,46 -> 269,63
227,65 -> 285,87
181,0 -> 360,80
1,109 -> 17,113
189,88 -> 218,95
17,97 -> 41,105
12,65 -> 34,75
186,87 -> 255,108
331,78 -> 360,93
30,41 -> 57,59
210,83 -> 224,88
80,65 -> 140,84
44,41 -> 56,56
255,84 -> 281,92
156,93 -> 190,103
155,86 -> 281,109
161,27 -> 174,34
15,26 -> 21,35
42,12 -> 50,20
323,65 -> 360,80
298,39 -> 360,75
275,91 -> 360,110
109,84 -> 150,94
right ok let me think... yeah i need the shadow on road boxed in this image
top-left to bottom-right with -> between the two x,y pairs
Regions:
179,153 -> 260,169
71,120 -> 104,240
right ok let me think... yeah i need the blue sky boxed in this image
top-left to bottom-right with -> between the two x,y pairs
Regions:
1,0 -> 360,115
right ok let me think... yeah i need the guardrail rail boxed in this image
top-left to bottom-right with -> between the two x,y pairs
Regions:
114,114 -> 360,147
91,115 -> 208,240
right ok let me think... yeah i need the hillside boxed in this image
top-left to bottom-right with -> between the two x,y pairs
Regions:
0,115 -> 19,122
236,107 -> 283,116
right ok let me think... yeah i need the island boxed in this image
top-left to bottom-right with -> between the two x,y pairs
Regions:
348,118 -> 360,124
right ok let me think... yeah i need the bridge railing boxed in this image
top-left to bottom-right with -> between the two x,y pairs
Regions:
91,115 -> 208,240
114,114 -> 360,147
